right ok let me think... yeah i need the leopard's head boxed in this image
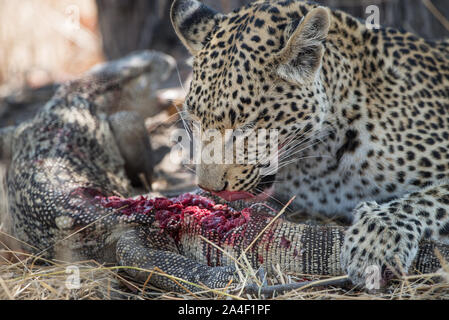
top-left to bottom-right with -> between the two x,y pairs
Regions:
171,0 -> 331,201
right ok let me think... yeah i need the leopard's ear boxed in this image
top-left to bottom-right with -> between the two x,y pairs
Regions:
171,0 -> 223,55
275,7 -> 331,84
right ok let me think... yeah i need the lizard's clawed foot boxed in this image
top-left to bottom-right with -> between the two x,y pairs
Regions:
200,265 -> 236,290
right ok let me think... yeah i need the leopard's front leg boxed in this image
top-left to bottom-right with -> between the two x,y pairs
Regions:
341,183 -> 449,287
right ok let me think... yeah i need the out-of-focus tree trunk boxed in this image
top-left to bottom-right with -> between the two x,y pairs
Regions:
96,0 -> 155,60
317,0 -> 448,40
96,0 -> 178,60
95,0 -> 254,60
204,0 -> 253,12
211,0 -> 449,40
95,0 -> 448,61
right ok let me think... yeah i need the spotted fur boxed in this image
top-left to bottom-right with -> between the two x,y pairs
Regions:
171,0 -> 449,286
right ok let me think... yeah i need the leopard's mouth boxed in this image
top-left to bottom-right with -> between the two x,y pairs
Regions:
212,190 -> 255,202
211,174 -> 276,202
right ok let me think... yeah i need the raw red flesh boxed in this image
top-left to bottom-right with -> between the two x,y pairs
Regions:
95,193 -> 251,241
280,236 -> 291,249
91,192 -> 311,279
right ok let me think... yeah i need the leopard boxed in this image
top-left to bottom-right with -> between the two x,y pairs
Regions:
170,0 -> 449,287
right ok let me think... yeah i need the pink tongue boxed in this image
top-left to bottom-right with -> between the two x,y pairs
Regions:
212,191 -> 254,201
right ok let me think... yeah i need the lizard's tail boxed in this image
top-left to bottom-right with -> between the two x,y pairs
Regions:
54,50 -> 177,102
297,224 -> 449,276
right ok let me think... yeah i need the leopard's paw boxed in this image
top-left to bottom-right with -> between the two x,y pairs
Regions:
341,202 -> 420,288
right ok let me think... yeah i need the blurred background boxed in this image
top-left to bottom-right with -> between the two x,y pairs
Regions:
0,0 -> 448,127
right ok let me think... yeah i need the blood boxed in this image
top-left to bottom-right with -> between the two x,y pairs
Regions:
280,236 -> 291,249
264,229 -> 275,252
95,193 -> 251,242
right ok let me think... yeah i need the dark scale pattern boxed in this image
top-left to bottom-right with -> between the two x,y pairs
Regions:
4,51 -> 163,262
115,196 -> 449,292
7,94 -> 154,262
171,0 -> 449,286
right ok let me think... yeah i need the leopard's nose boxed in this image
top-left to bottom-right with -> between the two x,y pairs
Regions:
196,163 -> 228,192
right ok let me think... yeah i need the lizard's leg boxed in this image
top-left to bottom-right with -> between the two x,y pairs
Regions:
341,182 -> 449,287
116,226 -> 236,292
0,125 -> 15,161
108,111 -> 154,188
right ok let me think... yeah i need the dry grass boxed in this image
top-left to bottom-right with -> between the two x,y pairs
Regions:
1,161 -> 449,300
1,234 -> 449,301
0,195 -> 448,300
0,248 -> 449,300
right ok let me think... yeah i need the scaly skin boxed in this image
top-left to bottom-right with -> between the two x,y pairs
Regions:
2,51 -> 173,262
117,202 -> 449,292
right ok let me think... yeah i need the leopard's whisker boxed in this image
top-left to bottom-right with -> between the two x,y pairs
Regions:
252,187 -> 291,211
